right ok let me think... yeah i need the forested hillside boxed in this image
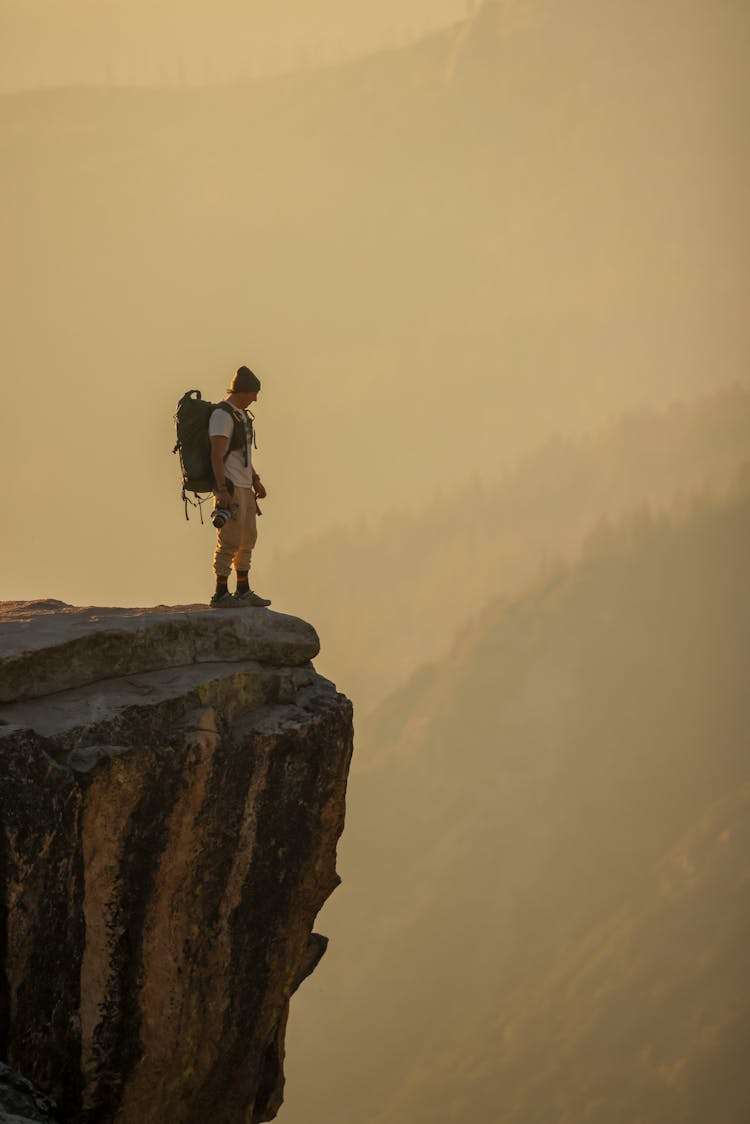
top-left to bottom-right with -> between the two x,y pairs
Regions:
273,385 -> 750,713
282,473 -> 750,1124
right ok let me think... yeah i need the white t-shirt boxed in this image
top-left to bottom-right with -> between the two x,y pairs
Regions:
208,402 -> 255,487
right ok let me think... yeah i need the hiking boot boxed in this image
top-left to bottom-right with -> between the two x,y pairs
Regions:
209,591 -> 240,609
234,589 -> 271,608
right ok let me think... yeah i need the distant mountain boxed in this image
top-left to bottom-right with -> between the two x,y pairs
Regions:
2,0 -> 749,600
281,475 -> 750,1124
272,385 -> 750,714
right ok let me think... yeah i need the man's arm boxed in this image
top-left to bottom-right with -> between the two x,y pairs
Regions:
210,435 -> 232,507
252,468 -> 267,500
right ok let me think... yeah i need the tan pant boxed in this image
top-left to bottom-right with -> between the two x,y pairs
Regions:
213,486 -> 258,577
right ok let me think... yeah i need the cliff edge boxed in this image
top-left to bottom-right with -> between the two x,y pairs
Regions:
0,600 -> 354,1124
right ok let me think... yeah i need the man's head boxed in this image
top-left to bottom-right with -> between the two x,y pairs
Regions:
228,365 -> 261,407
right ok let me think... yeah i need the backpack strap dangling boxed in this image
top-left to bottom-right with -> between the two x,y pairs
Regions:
182,487 -> 210,524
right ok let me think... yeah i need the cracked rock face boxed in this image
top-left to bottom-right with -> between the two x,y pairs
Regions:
0,601 -> 353,1124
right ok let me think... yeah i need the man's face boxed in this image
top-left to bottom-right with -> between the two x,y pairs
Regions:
237,391 -> 258,407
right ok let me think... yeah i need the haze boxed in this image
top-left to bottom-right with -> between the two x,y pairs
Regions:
2,0 -> 748,608
1,1 -> 749,1121
1,0 -> 467,90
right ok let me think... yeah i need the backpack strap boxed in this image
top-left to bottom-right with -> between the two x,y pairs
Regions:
214,401 -> 247,460
215,401 -> 252,466
181,487 -> 211,524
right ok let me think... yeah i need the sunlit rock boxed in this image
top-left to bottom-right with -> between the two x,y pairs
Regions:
0,601 -> 353,1124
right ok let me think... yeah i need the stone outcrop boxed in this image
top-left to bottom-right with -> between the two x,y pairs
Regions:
0,601 -> 353,1124
0,1061 -> 61,1123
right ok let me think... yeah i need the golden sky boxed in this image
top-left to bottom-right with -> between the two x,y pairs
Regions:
1,0 -> 748,608
0,0 -> 468,90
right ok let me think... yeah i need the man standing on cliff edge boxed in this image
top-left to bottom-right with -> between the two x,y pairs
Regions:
208,365 -> 271,609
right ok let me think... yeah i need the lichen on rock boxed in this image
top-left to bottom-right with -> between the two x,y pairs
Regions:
0,601 -> 354,1124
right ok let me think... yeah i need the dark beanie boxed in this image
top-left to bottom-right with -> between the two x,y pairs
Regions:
230,366 -> 261,392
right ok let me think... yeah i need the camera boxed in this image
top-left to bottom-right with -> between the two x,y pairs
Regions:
211,506 -> 232,530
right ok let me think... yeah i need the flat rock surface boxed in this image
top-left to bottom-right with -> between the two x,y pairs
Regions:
0,600 -> 320,705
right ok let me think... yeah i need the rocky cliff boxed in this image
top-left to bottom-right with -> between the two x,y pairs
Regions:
0,600 -> 354,1124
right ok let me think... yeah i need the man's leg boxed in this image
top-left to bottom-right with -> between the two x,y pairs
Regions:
232,488 -> 270,607
211,495 -> 242,606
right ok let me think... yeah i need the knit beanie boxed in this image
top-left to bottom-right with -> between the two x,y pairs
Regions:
230,366 -> 261,392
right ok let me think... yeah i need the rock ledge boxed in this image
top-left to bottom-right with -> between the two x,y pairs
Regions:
0,600 -> 353,1124
0,600 -> 319,704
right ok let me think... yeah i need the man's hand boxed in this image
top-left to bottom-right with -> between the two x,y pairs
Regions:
253,476 -> 267,500
216,487 -> 232,509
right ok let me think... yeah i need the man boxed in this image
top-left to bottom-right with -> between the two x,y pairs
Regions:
208,365 -> 271,608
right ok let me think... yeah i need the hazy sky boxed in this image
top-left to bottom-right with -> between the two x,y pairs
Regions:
1,0 -> 748,607
0,0 -> 468,90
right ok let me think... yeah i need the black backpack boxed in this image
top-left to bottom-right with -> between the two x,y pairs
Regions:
173,391 -> 250,518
